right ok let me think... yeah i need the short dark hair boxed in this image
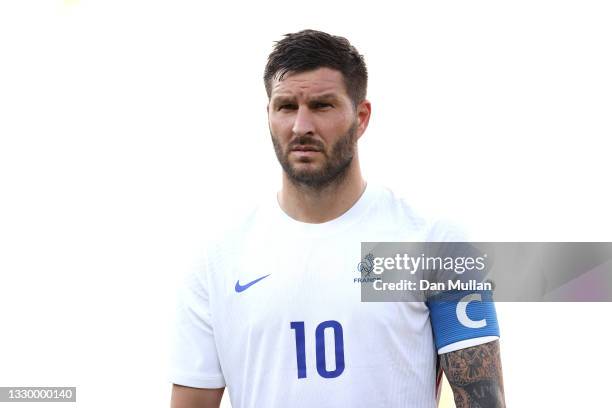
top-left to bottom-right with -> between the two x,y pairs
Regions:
264,29 -> 368,108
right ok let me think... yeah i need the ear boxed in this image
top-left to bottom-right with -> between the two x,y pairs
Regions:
355,99 -> 372,140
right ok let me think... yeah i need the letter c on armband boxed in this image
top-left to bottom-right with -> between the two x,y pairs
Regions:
457,293 -> 486,329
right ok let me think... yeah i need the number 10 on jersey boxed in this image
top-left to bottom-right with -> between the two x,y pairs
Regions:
290,320 -> 345,379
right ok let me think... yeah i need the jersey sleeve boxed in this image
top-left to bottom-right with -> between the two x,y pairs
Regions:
425,219 -> 500,355
170,250 -> 225,388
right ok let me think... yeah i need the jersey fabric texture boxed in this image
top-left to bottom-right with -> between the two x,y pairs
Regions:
170,182 -> 499,408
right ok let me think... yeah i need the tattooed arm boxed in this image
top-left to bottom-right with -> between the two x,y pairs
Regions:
439,340 -> 506,408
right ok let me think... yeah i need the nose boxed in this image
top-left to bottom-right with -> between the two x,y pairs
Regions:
291,105 -> 315,137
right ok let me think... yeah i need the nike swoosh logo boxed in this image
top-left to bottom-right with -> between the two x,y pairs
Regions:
235,274 -> 271,293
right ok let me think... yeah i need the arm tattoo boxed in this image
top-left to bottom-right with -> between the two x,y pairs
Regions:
439,340 -> 506,408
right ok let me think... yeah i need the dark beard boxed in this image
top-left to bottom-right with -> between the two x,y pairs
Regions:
271,121 -> 358,190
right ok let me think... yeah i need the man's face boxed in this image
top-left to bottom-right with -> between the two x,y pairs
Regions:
267,67 -> 368,189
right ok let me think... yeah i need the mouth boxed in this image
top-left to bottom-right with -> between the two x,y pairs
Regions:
290,147 -> 322,159
291,146 -> 322,152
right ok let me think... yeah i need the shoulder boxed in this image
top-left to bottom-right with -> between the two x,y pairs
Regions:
374,183 -> 428,229
368,182 -> 468,241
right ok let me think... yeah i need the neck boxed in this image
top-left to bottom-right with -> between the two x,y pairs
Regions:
277,161 -> 366,224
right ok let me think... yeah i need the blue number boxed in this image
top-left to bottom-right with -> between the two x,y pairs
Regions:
290,320 -> 345,379
290,321 -> 307,378
315,320 -> 345,378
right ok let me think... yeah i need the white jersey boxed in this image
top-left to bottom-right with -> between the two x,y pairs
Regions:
170,182 -> 498,407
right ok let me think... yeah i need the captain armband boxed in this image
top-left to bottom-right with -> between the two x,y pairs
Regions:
426,290 -> 500,351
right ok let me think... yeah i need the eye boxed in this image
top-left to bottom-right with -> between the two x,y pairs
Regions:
314,102 -> 332,109
278,104 -> 297,111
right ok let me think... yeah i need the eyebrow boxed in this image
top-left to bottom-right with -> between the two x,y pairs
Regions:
271,93 -> 341,106
308,93 -> 340,102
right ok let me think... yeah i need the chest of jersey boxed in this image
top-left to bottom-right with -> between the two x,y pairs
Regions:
207,234 -> 438,407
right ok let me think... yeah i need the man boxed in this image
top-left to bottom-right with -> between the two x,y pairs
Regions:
171,29 -> 505,408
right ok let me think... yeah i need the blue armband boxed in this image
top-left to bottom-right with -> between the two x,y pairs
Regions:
426,290 -> 500,351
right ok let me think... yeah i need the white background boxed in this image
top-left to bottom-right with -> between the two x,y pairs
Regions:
1,1 -> 611,407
